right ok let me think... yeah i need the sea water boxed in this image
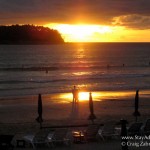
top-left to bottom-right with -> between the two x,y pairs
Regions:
0,43 -> 150,98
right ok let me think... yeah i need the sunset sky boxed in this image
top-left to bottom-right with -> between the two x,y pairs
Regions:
0,0 -> 150,42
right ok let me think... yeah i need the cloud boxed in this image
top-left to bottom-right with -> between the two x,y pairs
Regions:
113,14 -> 150,30
0,0 -> 150,29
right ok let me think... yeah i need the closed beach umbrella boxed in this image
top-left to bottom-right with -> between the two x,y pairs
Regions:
88,92 -> 96,124
133,90 -> 140,122
36,94 -> 43,128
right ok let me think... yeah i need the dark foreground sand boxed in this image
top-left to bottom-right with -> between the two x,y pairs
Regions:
12,141 -> 122,150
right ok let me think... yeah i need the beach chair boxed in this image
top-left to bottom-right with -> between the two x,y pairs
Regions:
23,129 -> 53,149
0,135 -> 14,150
99,123 -> 119,141
141,119 -> 150,135
128,122 -> 143,136
49,128 -> 71,146
83,124 -> 100,142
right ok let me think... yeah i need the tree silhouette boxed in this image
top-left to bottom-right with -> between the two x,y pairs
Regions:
0,24 -> 64,44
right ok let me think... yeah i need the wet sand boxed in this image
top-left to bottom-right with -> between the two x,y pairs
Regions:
0,90 -> 150,130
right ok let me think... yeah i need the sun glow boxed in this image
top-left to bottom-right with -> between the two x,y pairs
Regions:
58,92 -> 96,102
79,92 -> 89,101
44,23 -> 113,42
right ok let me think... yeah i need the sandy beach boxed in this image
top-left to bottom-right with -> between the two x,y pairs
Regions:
0,90 -> 150,149
0,90 -> 150,124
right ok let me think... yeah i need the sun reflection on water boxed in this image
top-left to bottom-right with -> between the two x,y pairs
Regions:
73,71 -> 92,76
76,48 -> 85,59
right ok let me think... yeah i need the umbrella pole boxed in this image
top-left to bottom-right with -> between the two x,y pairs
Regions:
92,119 -> 94,124
40,122 -> 42,129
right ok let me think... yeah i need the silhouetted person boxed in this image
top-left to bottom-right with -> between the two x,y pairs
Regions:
72,86 -> 79,103
71,86 -> 79,119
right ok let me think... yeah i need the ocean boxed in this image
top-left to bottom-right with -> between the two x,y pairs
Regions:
0,43 -> 150,98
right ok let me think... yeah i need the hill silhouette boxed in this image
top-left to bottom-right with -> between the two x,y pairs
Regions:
0,25 -> 64,44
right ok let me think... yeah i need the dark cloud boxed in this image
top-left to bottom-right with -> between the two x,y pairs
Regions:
0,0 -> 150,29
113,14 -> 150,30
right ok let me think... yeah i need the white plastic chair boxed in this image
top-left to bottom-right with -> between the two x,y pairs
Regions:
49,128 -> 71,146
23,129 -> 54,149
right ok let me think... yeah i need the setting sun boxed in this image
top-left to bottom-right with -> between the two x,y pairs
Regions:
44,23 -> 113,42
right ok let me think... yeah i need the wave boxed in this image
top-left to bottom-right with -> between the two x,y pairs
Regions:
0,65 -> 150,72
0,67 -> 59,71
0,79 -> 68,84
0,73 -> 149,85
0,83 -> 150,98
0,87 -> 36,91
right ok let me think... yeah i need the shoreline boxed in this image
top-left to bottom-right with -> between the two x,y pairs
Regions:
0,90 -> 150,124
0,89 -> 150,102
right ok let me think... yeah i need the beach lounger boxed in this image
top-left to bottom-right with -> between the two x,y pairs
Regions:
99,123 -> 119,141
23,129 -> 53,149
0,135 -> 14,150
83,124 -> 100,142
128,122 -> 143,136
49,128 -> 71,146
141,119 -> 150,135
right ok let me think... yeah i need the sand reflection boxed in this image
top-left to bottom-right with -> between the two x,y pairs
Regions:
52,90 -> 138,104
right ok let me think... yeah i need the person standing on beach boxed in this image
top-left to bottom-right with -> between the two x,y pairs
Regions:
71,86 -> 79,119
72,85 -> 79,103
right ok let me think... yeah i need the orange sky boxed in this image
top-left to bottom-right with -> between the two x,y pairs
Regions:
0,0 -> 150,42
45,23 -> 150,42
